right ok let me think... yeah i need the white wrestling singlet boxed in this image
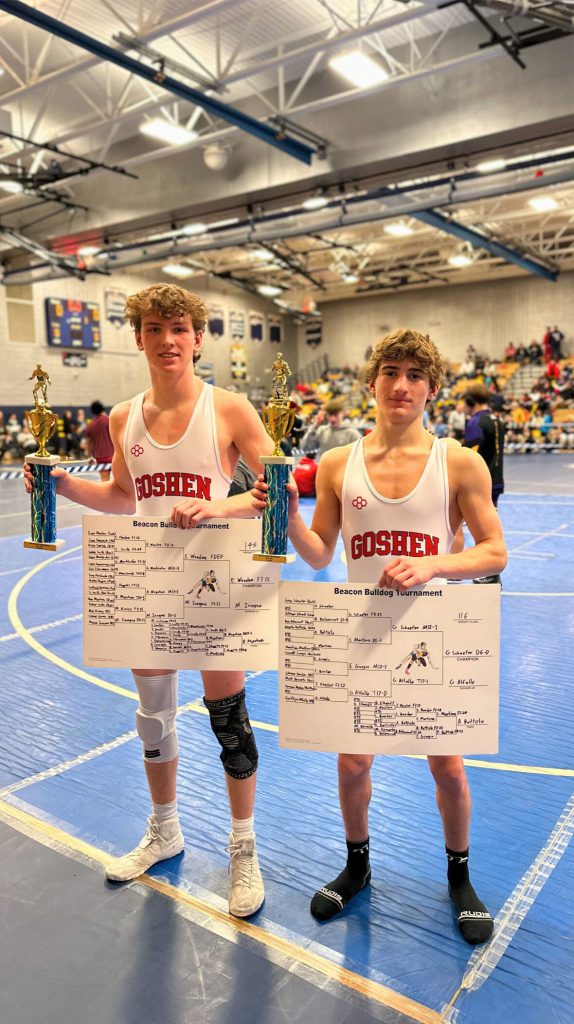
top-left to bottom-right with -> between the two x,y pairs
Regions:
123,383 -> 232,515
341,436 -> 454,583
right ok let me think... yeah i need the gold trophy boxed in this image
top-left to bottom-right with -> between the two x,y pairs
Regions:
24,365 -> 64,550
253,353 -> 297,562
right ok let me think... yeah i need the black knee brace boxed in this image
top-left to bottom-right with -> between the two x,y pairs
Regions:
203,688 -> 258,779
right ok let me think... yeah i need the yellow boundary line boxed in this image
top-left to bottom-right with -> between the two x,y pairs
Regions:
0,797 -> 442,1024
7,546 -> 573,778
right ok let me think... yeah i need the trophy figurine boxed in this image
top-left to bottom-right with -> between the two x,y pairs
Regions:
253,352 -> 297,563
23,365 -> 65,550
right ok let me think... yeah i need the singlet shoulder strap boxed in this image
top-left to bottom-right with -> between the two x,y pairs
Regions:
341,437 -> 363,530
123,392 -> 145,461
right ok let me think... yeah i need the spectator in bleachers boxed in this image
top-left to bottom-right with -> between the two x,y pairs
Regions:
542,327 -> 552,363
447,403 -> 466,440
0,412 -> 7,462
515,344 -> 527,364
504,341 -> 517,360
527,340 -> 543,364
301,397 -> 361,459
550,325 -> 564,360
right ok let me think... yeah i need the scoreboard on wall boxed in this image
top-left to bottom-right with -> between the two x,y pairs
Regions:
45,297 -> 101,349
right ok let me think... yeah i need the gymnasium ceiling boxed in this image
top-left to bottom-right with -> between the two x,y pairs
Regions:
0,0 -> 573,310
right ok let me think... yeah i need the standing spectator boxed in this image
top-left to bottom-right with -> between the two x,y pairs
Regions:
73,408 -> 87,457
447,403 -> 466,441
550,325 -> 564,361
542,327 -> 552,363
0,412 -> 7,462
463,384 -> 505,584
85,401 -> 115,482
301,398 -> 361,459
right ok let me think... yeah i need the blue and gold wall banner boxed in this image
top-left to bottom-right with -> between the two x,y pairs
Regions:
104,289 -> 127,328
208,306 -> 225,339
46,298 -> 101,349
268,314 -> 282,345
229,309 -> 246,341
230,342 -> 248,380
249,311 -> 264,343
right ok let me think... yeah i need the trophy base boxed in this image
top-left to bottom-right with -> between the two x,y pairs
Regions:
26,454 -> 61,466
24,538 -> 65,551
260,455 -> 295,466
253,552 -> 295,563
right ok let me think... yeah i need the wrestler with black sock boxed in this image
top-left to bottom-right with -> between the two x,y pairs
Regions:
252,328 -> 505,945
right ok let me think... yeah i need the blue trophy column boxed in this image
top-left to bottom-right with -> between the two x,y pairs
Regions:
24,455 -> 65,551
253,455 -> 295,563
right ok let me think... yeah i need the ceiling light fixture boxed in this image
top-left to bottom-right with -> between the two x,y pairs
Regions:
181,222 -> 208,236
162,263 -> 195,279
257,284 -> 282,297
384,221 -> 414,237
140,118 -> 199,146
342,273 -> 359,284
448,251 -> 474,268
77,245 -> 100,257
528,195 -> 558,212
329,50 -> 389,89
476,158 -> 506,173
0,179 -> 24,193
302,194 -> 329,211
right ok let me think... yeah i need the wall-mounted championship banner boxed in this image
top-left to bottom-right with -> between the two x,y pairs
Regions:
230,342 -> 248,380
229,309 -> 245,341
104,289 -> 127,328
249,310 -> 264,343
208,306 -> 225,339
268,314 -> 282,345
46,298 -> 101,349
305,316 -> 322,348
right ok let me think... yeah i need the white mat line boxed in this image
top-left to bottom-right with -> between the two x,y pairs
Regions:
0,612 -> 83,644
459,792 -> 574,996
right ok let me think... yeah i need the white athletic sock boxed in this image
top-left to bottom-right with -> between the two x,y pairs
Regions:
152,799 -> 178,823
231,815 -> 254,839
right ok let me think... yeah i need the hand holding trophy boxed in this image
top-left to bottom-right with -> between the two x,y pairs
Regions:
24,365 -> 65,550
253,353 -> 297,563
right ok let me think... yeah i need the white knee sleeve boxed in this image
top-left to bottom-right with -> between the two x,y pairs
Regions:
133,671 -> 179,763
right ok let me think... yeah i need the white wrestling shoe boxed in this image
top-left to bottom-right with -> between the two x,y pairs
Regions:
105,815 -> 184,882
228,832 -> 265,917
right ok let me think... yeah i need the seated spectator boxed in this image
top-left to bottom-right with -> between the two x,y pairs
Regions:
504,342 -> 517,360
515,345 -> 527,364
528,340 -> 543,364
546,359 -> 561,380
447,403 -> 466,440
292,455 -> 319,497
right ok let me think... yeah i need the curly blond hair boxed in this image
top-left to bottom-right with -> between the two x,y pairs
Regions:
366,327 -> 445,391
125,284 -> 208,333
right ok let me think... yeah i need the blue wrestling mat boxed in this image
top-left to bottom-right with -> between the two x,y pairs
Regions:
0,474 -> 573,1024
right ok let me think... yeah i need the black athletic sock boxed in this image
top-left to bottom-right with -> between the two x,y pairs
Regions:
446,846 -> 494,945
310,838 -> 371,921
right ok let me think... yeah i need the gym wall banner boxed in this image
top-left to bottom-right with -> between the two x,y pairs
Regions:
229,309 -> 246,341
268,314 -> 282,345
208,307 -> 225,339
104,289 -> 127,327
46,298 -> 102,350
249,311 -> 264,343
230,343 -> 248,381
305,317 -> 322,348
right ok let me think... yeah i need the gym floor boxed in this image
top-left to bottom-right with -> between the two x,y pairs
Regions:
0,453 -> 573,1024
